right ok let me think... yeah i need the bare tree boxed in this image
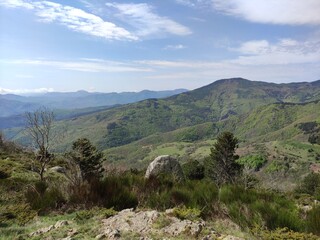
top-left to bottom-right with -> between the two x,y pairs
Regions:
25,107 -> 58,181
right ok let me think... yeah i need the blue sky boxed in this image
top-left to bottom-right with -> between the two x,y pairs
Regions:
0,0 -> 320,94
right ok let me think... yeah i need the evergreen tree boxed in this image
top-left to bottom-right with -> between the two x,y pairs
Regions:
207,132 -> 241,187
69,138 -> 104,181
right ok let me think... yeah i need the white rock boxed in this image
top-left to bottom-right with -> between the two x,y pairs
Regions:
145,155 -> 185,181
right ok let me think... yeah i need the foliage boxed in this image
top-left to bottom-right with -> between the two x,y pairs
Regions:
207,132 -> 241,186
75,207 -> 117,223
69,175 -> 138,210
152,214 -> 172,229
172,206 -> 202,221
236,155 -> 266,171
308,133 -> 320,145
266,161 -> 285,173
306,205 -> 320,235
296,173 -> 320,199
219,185 -> 303,231
253,227 -> 319,240
68,138 -> 104,181
182,160 -> 205,180
0,169 -> 10,179
298,122 -> 319,133
25,181 -> 65,212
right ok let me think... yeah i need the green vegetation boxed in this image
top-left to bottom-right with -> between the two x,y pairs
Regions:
67,137 -> 104,181
207,132 -> 241,186
1,78 -> 320,239
237,155 -> 267,170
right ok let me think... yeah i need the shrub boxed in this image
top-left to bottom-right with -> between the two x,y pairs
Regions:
172,206 -> 201,221
236,155 -> 267,171
306,205 -> 320,235
71,176 -> 139,210
183,160 -> 205,180
75,207 -> 117,223
297,173 -> 320,197
25,182 -> 65,212
0,169 -> 10,179
253,227 -> 319,240
0,204 -> 36,226
219,185 -> 303,231
152,214 -> 172,229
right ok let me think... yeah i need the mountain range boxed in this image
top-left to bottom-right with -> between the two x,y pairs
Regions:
0,88 -> 187,128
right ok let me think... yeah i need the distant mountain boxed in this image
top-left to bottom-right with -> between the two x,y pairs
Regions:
11,77 -> 317,150
0,88 -> 187,119
0,97 -> 41,117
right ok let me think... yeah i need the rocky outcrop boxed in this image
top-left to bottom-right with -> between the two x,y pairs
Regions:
145,155 -> 185,181
100,208 -> 205,239
28,220 -> 70,237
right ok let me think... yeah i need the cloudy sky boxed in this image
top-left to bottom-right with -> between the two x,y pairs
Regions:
0,0 -> 320,93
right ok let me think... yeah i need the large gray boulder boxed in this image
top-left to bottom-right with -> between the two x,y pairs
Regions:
145,155 -> 185,181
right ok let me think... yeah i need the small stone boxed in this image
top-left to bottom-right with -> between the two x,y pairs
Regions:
50,166 -> 66,173
55,220 -> 69,228
95,233 -> 107,239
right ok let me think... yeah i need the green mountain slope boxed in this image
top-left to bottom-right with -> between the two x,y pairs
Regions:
50,78 -> 320,149
5,78 -> 320,153
103,100 -> 320,168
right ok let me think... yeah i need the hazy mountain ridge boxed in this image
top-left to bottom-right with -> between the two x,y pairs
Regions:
0,89 -> 188,129
0,88 -> 188,118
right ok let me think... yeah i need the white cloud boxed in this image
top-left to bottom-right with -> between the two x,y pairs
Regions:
106,2 -> 192,37
0,0 -> 33,9
176,0 -> 212,8
212,0 -> 320,25
163,44 -> 186,50
0,87 -> 54,94
230,38 -> 320,65
233,40 -> 270,55
137,36 -> 320,83
0,0 -> 137,40
2,59 -> 152,72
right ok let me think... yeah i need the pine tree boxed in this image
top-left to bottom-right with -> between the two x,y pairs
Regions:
207,132 -> 241,187
69,138 -> 104,181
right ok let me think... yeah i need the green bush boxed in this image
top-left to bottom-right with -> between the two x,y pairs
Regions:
253,227 -> 319,240
306,205 -> 320,235
172,206 -> 201,221
297,173 -> 320,198
183,160 -> 205,180
75,207 -> 117,223
84,176 -> 138,210
0,204 -> 37,226
236,155 -> 267,170
25,182 -> 65,212
219,185 -> 303,231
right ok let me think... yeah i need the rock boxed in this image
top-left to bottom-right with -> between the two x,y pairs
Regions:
104,228 -> 121,239
222,235 -> 244,240
29,225 -> 55,237
50,166 -> 66,173
95,233 -> 107,239
55,220 -> 69,228
29,220 -> 70,237
145,155 -> 185,181
101,208 -> 204,238
163,218 -> 205,236
67,228 -> 78,237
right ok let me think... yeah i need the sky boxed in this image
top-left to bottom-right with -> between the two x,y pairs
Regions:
0,0 -> 320,94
